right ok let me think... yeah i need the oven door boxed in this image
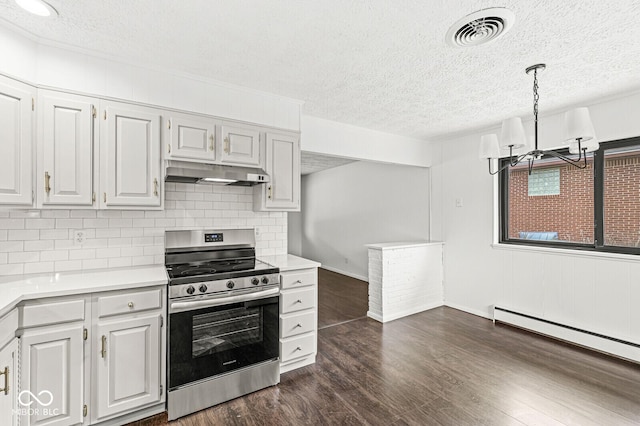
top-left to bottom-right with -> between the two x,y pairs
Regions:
168,286 -> 280,390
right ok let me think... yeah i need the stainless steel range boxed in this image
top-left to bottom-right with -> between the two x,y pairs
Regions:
165,229 -> 280,421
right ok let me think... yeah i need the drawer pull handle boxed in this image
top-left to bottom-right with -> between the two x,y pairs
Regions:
295,346 -> 302,351
128,302 -> 134,308
295,323 -> 302,328
0,366 -> 8,395
101,335 -> 107,358
295,299 -> 302,304
294,280 -> 302,284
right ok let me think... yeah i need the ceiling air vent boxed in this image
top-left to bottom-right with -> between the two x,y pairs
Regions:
445,7 -> 514,47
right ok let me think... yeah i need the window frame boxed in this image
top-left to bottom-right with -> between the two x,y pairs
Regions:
498,136 -> 640,256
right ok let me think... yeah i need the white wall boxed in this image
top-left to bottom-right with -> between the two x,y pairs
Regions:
301,115 -> 432,167
0,24 -> 302,131
287,211 -> 303,257
431,90 -> 640,345
300,161 -> 430,280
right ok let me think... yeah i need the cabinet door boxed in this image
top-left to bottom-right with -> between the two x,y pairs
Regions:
166,113 -> 215,162
264,132 -> 300,210
39,91 -> 95,207
101,102 -> 161,208
0,338 -> 18,426
20,324 -> 84,426
220,124 -> 261,167
93,314 -> 161,421
0,77 -> 34,206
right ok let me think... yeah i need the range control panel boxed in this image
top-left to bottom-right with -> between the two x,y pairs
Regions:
204,233 -> 224,243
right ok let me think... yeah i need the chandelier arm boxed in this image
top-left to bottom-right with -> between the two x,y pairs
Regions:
542,149 -> 589,169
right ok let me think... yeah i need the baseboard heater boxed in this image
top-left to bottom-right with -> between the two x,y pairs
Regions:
493,306 -> 640,364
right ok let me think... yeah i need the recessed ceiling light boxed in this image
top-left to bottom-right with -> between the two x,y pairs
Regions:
446,7 -> 514,47
15,0 -> 58,17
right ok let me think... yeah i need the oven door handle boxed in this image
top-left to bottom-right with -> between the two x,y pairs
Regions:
170,286 -> 280,313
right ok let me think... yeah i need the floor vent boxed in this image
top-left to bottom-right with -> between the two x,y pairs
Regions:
493,306 -> 640,363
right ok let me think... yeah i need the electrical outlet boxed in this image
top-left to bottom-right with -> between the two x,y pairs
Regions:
455,198 -> 464,207
73,230 -> 86,245
344,257 -> 349,264
254,227 -> 261,237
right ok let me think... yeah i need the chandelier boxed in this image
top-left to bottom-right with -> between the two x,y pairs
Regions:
479,64 -> 599,175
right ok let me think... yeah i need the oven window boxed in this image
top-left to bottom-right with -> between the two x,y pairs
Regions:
192,306 -> 263,357
169,295 -> 279,389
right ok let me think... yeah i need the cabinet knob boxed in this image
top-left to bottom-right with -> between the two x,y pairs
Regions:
295,346 -> 302,351
295,323 -> 302,328
294,280 -> 302,284
128,302 -> 134,308
295,299 -> 302,304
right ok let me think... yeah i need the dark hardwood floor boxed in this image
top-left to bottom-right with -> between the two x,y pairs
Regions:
317,268 -> 368,329
139,272 -> 640,426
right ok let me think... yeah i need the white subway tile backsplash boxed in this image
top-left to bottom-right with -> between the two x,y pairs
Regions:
24,240 -> 54,251
0,185 -> 286,276
56,219 -> 84,229
24,262 -> 54,274
55,260 -> 83,272
8,230 -> 39,241
8,251 -> 39,264
41,250 -> 69,262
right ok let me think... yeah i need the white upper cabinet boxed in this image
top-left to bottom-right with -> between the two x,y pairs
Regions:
220,123 -> 261,167
165,112 -> 216,162
254,132 -> 300,211
100,101 -> 162,208
38,91 -> 95,207
0,76 -> 35,206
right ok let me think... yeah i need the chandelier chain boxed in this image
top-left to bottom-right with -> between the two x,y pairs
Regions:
533,69 -> 539,121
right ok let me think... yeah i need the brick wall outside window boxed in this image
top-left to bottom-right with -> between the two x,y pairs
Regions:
508,153 -> 640,247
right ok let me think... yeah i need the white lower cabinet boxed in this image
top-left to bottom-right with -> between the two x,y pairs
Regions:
20,323 -> 85,426
17,287 -> 165,426
279,267 -> 318,373
92,314 -> 161,422
0,338 -> 19,426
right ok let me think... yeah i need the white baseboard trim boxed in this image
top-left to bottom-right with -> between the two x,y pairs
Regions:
320,265 -> 368,282
493,306 -> 640,364
444,302 -> 492,320
368,300 -> 444,323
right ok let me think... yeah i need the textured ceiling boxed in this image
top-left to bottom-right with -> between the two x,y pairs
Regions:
301,152 -> 357,175
1,0 -> 640,140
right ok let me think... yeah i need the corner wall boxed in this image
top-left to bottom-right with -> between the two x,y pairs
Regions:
300,161 -> 430,280
431,90 -> 640,345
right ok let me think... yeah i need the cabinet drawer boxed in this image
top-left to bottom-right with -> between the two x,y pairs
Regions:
20,299 -> 85,328
280,332 -> 316,363
97,288 -> 162,318
0,309 -> 18,349
281,269 -> 316,289
280,287 -> 315,314
280,310 -> 316,339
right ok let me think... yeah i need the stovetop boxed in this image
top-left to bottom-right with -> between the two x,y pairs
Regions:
166,259 -> 279,286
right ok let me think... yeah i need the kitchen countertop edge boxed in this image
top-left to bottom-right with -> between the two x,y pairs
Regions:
0,265 -> 168,318
260,254 -> 321,272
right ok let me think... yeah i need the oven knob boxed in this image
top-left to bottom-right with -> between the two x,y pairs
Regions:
186,285 -> 195,295
199,284 -> 208,293
261,276 -> 269,284
226,281 -> 235,289
251,277 -> 259,285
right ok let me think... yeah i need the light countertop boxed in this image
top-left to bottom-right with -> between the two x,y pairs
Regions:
260,254 -> 321,272
0,265 -> 168,318
366,241 -> 444,250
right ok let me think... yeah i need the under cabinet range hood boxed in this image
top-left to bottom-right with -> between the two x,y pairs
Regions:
165,160 -> 269,186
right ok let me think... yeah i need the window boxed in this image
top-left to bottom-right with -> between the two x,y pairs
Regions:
499,136 -> 640,254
